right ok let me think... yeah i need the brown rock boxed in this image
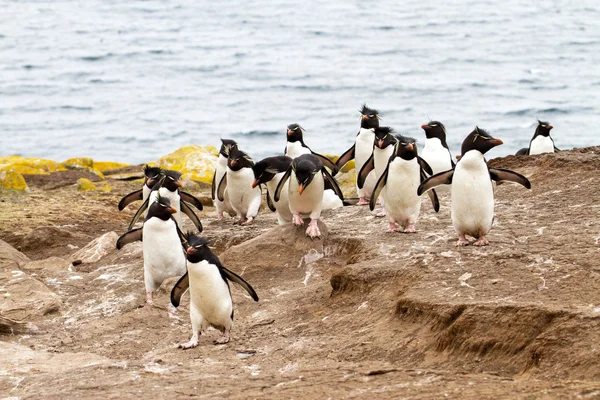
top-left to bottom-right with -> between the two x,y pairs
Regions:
21,256 -> 72,274
0,238 -> 30,269
70,231 -> 119,263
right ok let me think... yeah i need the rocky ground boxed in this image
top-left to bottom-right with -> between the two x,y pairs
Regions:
1,148 -> 599,399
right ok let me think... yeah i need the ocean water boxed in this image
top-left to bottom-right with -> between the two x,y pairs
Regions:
1,0 -> 599,164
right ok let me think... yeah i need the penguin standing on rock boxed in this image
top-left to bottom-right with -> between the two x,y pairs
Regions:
420,121 -> 455,175
369,136 -> 440,233
252,156 -> 294,225
118,195 -> 187,306
274,154 -> 344,239
212,139 -> 238,220
217,146 -> 261,225
171,232 -> 258,348
284,123 -> 338,173
516,120 -> 559,155
335,104 -> 380,205
418,127 -> 531,246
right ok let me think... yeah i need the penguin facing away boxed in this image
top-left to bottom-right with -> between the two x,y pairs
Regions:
212,139 -> 238,220
516,120 -> 559,156
418,127 -> 531,246
274,154 -> 344,239
217,146 -> 261,225
252,156 -> 294,225
420,121 -> 455,175
335,104 -> 381,205
117,165 -> 163,211
369,136 -> 440,233
284,123 -> 338,173
171,232 -> 259,348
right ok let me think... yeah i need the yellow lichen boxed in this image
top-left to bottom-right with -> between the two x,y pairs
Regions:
93,161 -> 130,173
156,145 -> 218,185
76,178 -> 96,191
62,158 -> 105,179
336,169 -> 357,199
323,154 -> 355,173
0,165 -> 29,191
0,156 -> 66,175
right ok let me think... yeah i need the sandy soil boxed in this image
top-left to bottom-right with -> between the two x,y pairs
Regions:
1,148 -> 599,399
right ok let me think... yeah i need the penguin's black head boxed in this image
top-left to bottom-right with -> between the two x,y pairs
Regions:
534,120 -> 553,137
286,123 -> 305,143
219,139 -> 238,157
395,136 -> 418,161
146,194 -> 177,221
143,165 -> 163,188
421,121 -> 448,141
292,154 -> 323,195
373,127 -> 398,149
252,156 -> 293,188
461,127 -> 503,156
182,232 -> 215,263
162,170 -> 183,192
228,146 -> 254,171
359,104 -> 380,129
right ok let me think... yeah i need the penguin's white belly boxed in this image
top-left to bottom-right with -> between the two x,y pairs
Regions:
267,173 -> 292,224
188,260 -> 233,330
142,218 -> 186,291
355,128 -> 376,197
286,142 -> 310,159
289,172 -> 324,219
142,185 -> 151,217
422,139 -> 453,175
321,189 -> 343,210
384,159 -> 422,226
215,156 -> 235,215
226,168 -> 261,218
373,146 -> 394,201
451,153 -> 495,238
529,136 -> 555,155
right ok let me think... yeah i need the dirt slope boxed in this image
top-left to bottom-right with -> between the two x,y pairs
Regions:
0,148 -> 599,399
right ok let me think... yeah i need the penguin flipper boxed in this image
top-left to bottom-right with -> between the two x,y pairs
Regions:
335,144 -> 355,171
554,146 -> 560,152
181,201 -> 203,232
416,156 -> 434,176
310,151 -> 338,175
417,169 -> 454,196
221,267 -> 259,302
515,148 -> 529,156
274,168 -> 292,202
128,197 -> 150,230
180,191 -> 203,211
211,170 -> 217,200
170,272 -> 189,308
266,189 -> 276,212
489,168 -> 531,189
369,166 -> 389,211
322,167 -> 344,201
116,227 -> 143,250
357,153 -> 374,189
217,173 -> 227,202
118,189 -> 143,211
419,170 -> 440,212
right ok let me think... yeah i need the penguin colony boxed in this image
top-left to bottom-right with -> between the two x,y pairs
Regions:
116,104 -> 555,347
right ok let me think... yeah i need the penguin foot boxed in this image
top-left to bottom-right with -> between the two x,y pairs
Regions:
217,212 -> 224,221
403,224 -> 416,233
241,217 -> 254,226
456,238 -> 470,247
292,214 -> 304,226
179,334 -> 199,350
305,220 -> 321,239
376,209 -> 387,218
387,222 -> 400,233
233,217 -> 247,225
140,292 -> 154,307
473,236 -> 489,246
214,331 -> 230,345
357,197 -> 369,206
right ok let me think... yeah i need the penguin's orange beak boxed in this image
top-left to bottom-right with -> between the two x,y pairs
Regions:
406,143 -> 414,151
421,124 -> 429,130
378,139 -> 384,148
230,159 -> 237,167
175,180 -> 183,188
186,246 -> 196,255
490,138 -> 503,146
167,207 -> 177,214
298,184 -> 305,195
547,125 -> 554,130
361,115 -> 368,121
287,129 -> 293,136
251,179 -> 260,189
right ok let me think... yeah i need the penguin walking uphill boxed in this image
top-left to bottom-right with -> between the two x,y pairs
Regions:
274,154 -> 344,239
171,232 -> 259,348
369,136 -> 440,233
118,165 -> 163,212
516,120 -> 559,155
418,127 -> 531,246
212,139 -> 238,220
217,146 -> 261,225
284,123 -> 338,173
336,104 -> 381,205
252,156 -> 294,225
420,121 -> 455,175
126,170 -> 203,232
357,126 -> 399,217
118,194 -> 187,306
